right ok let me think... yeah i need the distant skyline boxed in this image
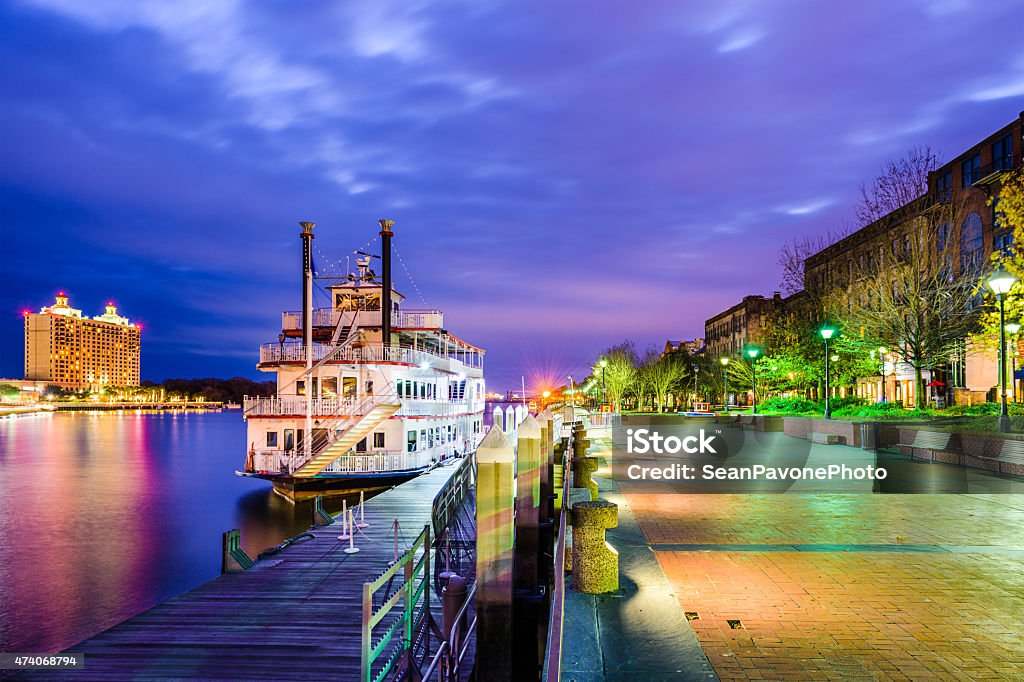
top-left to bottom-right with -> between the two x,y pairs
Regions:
3,1 -> 1024,391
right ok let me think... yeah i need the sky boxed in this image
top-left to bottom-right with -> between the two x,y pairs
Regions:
2,0 -> 1023,392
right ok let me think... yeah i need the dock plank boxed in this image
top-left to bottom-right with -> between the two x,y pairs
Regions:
16,462 -> 462,682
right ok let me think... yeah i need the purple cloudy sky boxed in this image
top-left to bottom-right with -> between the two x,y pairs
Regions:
2,0 -> 1023,391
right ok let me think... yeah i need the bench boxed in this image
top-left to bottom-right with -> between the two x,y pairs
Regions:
810,433 -> 839,445
911,430 -> 951,451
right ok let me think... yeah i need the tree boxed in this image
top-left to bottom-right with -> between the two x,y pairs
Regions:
593,341 -> 638,413
974,168 -> 1024,349
839,150 -> 979,408
635,347 -> 688,413
777,222 -> 854,296
0,383 -> 19,400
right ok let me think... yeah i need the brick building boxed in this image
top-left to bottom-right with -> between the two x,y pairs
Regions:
704,292 -> 785,359
803,112 -> 1022,405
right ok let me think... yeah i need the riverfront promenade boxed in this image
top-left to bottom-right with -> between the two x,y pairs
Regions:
602,427 -> 1024,680
15,462 -> 461,682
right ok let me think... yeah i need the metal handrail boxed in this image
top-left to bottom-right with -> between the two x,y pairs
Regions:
543,426 -> 574,682
420,581 -> 478,681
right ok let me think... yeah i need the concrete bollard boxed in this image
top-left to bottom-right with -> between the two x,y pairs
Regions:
564,487 -> 591,573
572,455 -> 600,501
571,500 -> 619,594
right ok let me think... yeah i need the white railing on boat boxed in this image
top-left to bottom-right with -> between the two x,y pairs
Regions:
281,309 -> 444,332
243,395 -> 364,417
245,448 -> 430,475
258,342 -> 484,369
396,400 -> 477,417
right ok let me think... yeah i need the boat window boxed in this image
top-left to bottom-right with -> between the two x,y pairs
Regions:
266,431 -> 278,448
321,377 -> 338,398
355,437 -> 367,453
373,432 -> 385,448
407,430 -> 417,452
284,429 -> 294,451
296,380 -> 305,396
342,377 -> 357,397
420,429 -> 427,448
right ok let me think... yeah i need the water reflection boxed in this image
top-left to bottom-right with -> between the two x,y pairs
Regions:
0,412 -> 370,654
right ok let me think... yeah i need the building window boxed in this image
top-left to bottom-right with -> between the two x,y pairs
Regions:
937,223 -> 950,252
994,231 -> 1014,255
992,134 -> 1013,171
961,153 -> 980,188
935,169 -> 953,201
960,211 -> 983,272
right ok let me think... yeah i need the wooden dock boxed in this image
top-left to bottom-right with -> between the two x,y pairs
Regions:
20,462 -> 462,682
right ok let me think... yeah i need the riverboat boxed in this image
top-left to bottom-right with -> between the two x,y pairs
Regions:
237,220 -> 486,501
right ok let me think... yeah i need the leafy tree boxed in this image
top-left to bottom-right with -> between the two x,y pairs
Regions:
0,383 -> 19,399
635,347 -> 688,412
593,341 -> 638,412
975,168 -> 1024,350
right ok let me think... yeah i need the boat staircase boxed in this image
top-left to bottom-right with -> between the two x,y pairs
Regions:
292,400 -> 401,477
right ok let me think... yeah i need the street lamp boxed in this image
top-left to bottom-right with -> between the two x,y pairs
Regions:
819,324 -> 837,419
1007,323 -> 1021,403
599,359 -> 608,407
986,266 -> 1017,432
720,357 -> 730,413
745,346 -> 761,413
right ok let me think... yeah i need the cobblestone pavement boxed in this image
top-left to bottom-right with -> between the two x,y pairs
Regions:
605,432 -> 1024,681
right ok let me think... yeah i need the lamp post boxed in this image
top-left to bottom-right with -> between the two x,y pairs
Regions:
745,346 -> 760,414
986,267 -> 1017,432
1007,323 -> 1021,403
819,324 -> 837,419
877,346 -> 888,403
720,357 -> 730,413
599,359 -> 607,408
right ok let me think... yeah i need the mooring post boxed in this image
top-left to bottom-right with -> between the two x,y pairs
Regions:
475,425 -> 515,681
514,414 -> 543,679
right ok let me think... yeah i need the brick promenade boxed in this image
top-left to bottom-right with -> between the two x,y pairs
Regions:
603,429 -> 1024,681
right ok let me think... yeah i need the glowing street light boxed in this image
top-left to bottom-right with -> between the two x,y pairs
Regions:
745,346 -> 761,414
987,267 -> 1018,432
599,358 -> 608,407
819,324 -> 837,419
720,357 -> 730,413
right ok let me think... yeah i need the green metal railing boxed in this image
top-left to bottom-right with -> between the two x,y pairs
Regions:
361,524 -> 431,682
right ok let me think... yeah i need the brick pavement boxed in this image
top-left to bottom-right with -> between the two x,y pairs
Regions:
598,430 -> 1024,681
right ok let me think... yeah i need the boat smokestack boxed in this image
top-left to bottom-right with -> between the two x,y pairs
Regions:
379,219 -> 394,346
299,222 -> 315,349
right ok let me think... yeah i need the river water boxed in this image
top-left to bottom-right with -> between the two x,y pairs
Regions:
0,410 -> 360,654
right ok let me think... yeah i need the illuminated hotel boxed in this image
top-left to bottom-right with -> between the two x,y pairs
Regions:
24,293 -> 141,391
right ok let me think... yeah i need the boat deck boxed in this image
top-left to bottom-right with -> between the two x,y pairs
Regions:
19,463 -> 462,682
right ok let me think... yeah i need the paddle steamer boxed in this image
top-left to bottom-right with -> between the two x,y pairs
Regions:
238,220 -> 486,500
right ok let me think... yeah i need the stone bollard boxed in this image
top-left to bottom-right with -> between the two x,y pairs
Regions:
572,455 -> 600,501
564,487 -> 591,573
571,500 -> 619,593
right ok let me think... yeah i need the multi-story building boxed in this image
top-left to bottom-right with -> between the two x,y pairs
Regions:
662,337 -> 705,358
24,293 -> 141,390
803,112 -> 1022,405
703,292 -> 785,359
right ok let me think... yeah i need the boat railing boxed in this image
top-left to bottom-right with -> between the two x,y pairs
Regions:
242,395 -> 363,417
246,448 -> 418,475
258,341 -> 484,369
281,308 -> 444,331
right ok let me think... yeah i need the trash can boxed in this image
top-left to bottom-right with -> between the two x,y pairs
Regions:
859,422 -> 879,450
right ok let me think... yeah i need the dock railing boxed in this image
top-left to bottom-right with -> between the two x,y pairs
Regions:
361,524 -> 432,682
542,422 -> 574,681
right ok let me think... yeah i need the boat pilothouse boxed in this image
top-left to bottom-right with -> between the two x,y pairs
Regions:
238,220 -> 486,501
